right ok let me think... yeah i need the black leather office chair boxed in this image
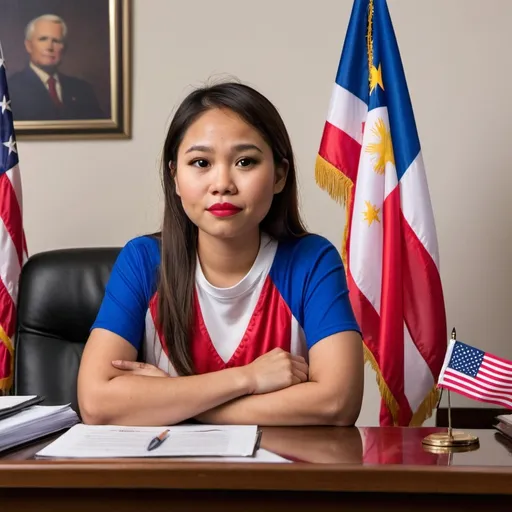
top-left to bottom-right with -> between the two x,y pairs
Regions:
13,247 -> 121,416
436,407 -> 508,429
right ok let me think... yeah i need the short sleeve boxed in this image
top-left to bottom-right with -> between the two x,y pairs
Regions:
91,237 -> 159,350
302,238 -> 361,349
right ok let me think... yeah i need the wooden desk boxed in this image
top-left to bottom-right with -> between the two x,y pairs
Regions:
1,426 -> 511,511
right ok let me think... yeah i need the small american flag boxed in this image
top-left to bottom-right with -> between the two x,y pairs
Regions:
0,50 -> 27,393
438,340 -> 512,409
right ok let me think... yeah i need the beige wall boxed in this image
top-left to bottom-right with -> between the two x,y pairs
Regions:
16,0 -> 511,425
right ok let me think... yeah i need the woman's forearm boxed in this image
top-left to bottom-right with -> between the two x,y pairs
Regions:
80,368 -> 251,426
196,381 -> 360,426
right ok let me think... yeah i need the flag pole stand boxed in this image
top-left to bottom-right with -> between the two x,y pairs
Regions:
422,328 -> 480,453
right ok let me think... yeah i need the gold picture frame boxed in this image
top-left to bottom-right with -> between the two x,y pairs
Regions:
1,0 -> 131,140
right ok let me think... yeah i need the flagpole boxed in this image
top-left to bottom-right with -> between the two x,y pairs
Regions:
435,327 -> 456,436
447,328 -> 456,440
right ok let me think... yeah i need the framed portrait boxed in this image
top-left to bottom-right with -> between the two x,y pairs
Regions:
0,0 -> 131,140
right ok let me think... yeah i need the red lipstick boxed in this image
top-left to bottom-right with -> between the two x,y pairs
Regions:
207,202 -> 242,217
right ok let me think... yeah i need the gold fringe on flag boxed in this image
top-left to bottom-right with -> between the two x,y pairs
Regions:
364,341 -> 440,426
314,155 -> 354,269
363,344 -> 400,425
0,325 -> 14,392
409,385 -> 440,426
314,155 -> 353,205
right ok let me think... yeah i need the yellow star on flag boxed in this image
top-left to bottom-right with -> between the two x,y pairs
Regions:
370,64 -> 384,94
365,118 -> 395,174
363,200 -> 381,226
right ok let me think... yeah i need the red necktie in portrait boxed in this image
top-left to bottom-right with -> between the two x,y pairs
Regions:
47,76 -> 62,107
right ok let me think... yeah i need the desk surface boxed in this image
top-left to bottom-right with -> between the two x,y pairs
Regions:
1,426 -> 511,496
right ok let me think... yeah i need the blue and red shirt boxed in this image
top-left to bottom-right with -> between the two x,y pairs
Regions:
92,233 -> 360,375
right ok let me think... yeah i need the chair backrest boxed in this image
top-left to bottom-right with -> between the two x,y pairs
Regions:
13,247 -> 120,415
436,407 -> 509,429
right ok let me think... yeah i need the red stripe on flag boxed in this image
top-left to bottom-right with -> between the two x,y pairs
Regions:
0,340 -> 12,386
380,187 -> 411,425
347,268 -> 381,359
474,372 -> 512,390
480,366 -> 512,382
318,121 -> 361,183
440,386 -> 512,409
400,213 -> 446,381
445,371 -> 512,395
347,267 -> 412,425
485,354 -> 512,368
0,278 -> 16,338
23,231 -> 28,257
441,373 -> 512,409
345,172 -> 357,275
482,358 -> 512,375
0,172 -> 23,266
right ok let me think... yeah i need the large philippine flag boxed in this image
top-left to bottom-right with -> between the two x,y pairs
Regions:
315,0 -> 447,426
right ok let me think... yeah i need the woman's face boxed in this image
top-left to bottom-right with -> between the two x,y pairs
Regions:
174,108 -> 287,242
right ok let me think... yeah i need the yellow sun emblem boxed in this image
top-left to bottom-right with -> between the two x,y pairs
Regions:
365,118 -> 395,174
363,200 -> 381,226
370,64 -> 384,94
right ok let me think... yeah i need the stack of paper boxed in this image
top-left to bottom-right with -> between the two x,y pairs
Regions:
36,423 -> 263,459
0,397 -> 79,452
0,395 -> 44,420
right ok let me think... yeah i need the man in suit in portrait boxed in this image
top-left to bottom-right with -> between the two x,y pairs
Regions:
8,14 -> 106,121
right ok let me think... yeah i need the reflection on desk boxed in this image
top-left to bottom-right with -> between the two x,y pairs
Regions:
262,426 -> 512,467
261,426 -> 363,463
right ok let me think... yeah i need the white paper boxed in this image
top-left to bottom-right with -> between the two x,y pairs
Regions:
0,404 -> 79,452
0,395 -> 38,411
36,423 -> 261,459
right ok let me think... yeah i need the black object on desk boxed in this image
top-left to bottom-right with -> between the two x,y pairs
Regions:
0,396 -> 45,421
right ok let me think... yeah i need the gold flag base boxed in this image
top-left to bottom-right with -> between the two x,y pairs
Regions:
422,431 -> 479,453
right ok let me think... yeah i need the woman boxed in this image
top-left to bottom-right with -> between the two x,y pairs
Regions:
77,82 -> 364,427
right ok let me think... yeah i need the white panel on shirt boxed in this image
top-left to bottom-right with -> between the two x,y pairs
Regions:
195,233 -> 278,363
290,314 -> 308,361
144,309 -> 179,377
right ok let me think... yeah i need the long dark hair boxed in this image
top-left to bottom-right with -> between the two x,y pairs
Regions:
157,81 -> 307,376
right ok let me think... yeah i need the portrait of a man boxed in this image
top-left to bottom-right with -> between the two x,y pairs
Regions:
0,0 -> 130,139
8,14 -> 106,121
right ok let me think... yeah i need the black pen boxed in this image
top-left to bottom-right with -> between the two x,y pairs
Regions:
147,429 -> 169,451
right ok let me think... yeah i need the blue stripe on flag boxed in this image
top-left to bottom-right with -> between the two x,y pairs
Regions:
372,0 -> 421,181
335,0 -> 369,106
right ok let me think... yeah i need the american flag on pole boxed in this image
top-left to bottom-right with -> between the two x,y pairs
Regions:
438,341 -> 512,410
315,0 -> 446,425
0,50 -> 27,393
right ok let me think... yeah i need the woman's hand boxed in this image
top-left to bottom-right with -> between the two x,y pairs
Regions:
243,348 -> 309,394
111,360 -> 169,378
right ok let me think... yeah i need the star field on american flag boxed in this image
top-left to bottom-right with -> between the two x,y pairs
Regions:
448,342 -> 484,377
